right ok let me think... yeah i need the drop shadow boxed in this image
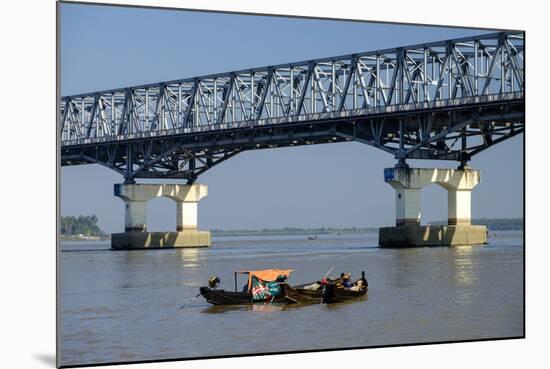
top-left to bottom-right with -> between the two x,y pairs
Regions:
33,353 -> 56,367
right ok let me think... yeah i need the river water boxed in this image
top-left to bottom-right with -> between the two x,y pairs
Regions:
59,231 -> 524,366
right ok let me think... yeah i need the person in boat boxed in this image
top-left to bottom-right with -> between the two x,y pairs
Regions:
333,272 -> 350,286
342,273 -> 353,288
207,276 -> 220,289
333,273 -> 353,288
271,275 -> 288,297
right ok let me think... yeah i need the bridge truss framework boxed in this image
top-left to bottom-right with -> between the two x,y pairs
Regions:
60,31 -> 524,183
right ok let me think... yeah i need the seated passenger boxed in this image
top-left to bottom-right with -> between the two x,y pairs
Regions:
335,273 -> 346,284
331,273 -> 345,286
342,273 -> 353,288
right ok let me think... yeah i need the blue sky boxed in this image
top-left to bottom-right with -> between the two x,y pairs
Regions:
60,3 -> 523,233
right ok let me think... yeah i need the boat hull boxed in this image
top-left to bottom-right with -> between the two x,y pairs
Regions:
199,287 -> 288,305
284,277 -> 368,304
325,284 -> 368,303
283,284 -> 325,304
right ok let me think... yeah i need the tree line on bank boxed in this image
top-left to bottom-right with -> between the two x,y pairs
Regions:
212,218 -> 523,236
431,218 -> 523,230
59,215 -> 522,237
60,215 -> 107,237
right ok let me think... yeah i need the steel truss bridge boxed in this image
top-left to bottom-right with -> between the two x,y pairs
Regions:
60,31 -> 524,183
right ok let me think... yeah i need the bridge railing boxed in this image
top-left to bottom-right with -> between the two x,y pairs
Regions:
60,31 -> 523,146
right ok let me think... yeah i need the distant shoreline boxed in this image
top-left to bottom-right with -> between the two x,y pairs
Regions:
60,235 -> 110,241
212,228 -> 378,237
60,218 -> 523,240
212,218 -> 523,237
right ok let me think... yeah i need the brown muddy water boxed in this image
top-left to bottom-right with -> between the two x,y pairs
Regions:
59,231 -> 523,366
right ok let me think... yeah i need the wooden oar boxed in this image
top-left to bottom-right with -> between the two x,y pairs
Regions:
323,266 -> 335,279
179,292 -> 201,309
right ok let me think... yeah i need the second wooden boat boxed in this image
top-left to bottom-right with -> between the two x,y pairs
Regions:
284,271 -> 368,304
324,271 -> 368,303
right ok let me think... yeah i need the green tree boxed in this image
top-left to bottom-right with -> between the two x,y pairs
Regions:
60,215 -> 106,236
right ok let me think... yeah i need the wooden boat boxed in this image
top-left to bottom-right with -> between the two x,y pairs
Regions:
199,269 -> 293,305
284,271 -> 368,304
324,272 -> 368,303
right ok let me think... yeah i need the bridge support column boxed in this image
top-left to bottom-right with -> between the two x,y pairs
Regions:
124,201 -> 147,232
448,189 -> 472,226
111,183 -> 211,250
177,201 -> 198,231
394,188 -> 421,226
379,167 -> 487,247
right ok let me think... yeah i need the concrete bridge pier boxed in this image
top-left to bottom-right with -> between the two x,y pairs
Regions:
124,200 -> 147,232
111,183 -> 211,250
379,167 -> 487,247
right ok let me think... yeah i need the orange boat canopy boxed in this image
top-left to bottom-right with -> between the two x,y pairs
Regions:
235,269 -> 293,289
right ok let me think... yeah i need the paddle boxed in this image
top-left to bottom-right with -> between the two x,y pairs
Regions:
179,292 -> 201,309
323,266 -> 335,279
